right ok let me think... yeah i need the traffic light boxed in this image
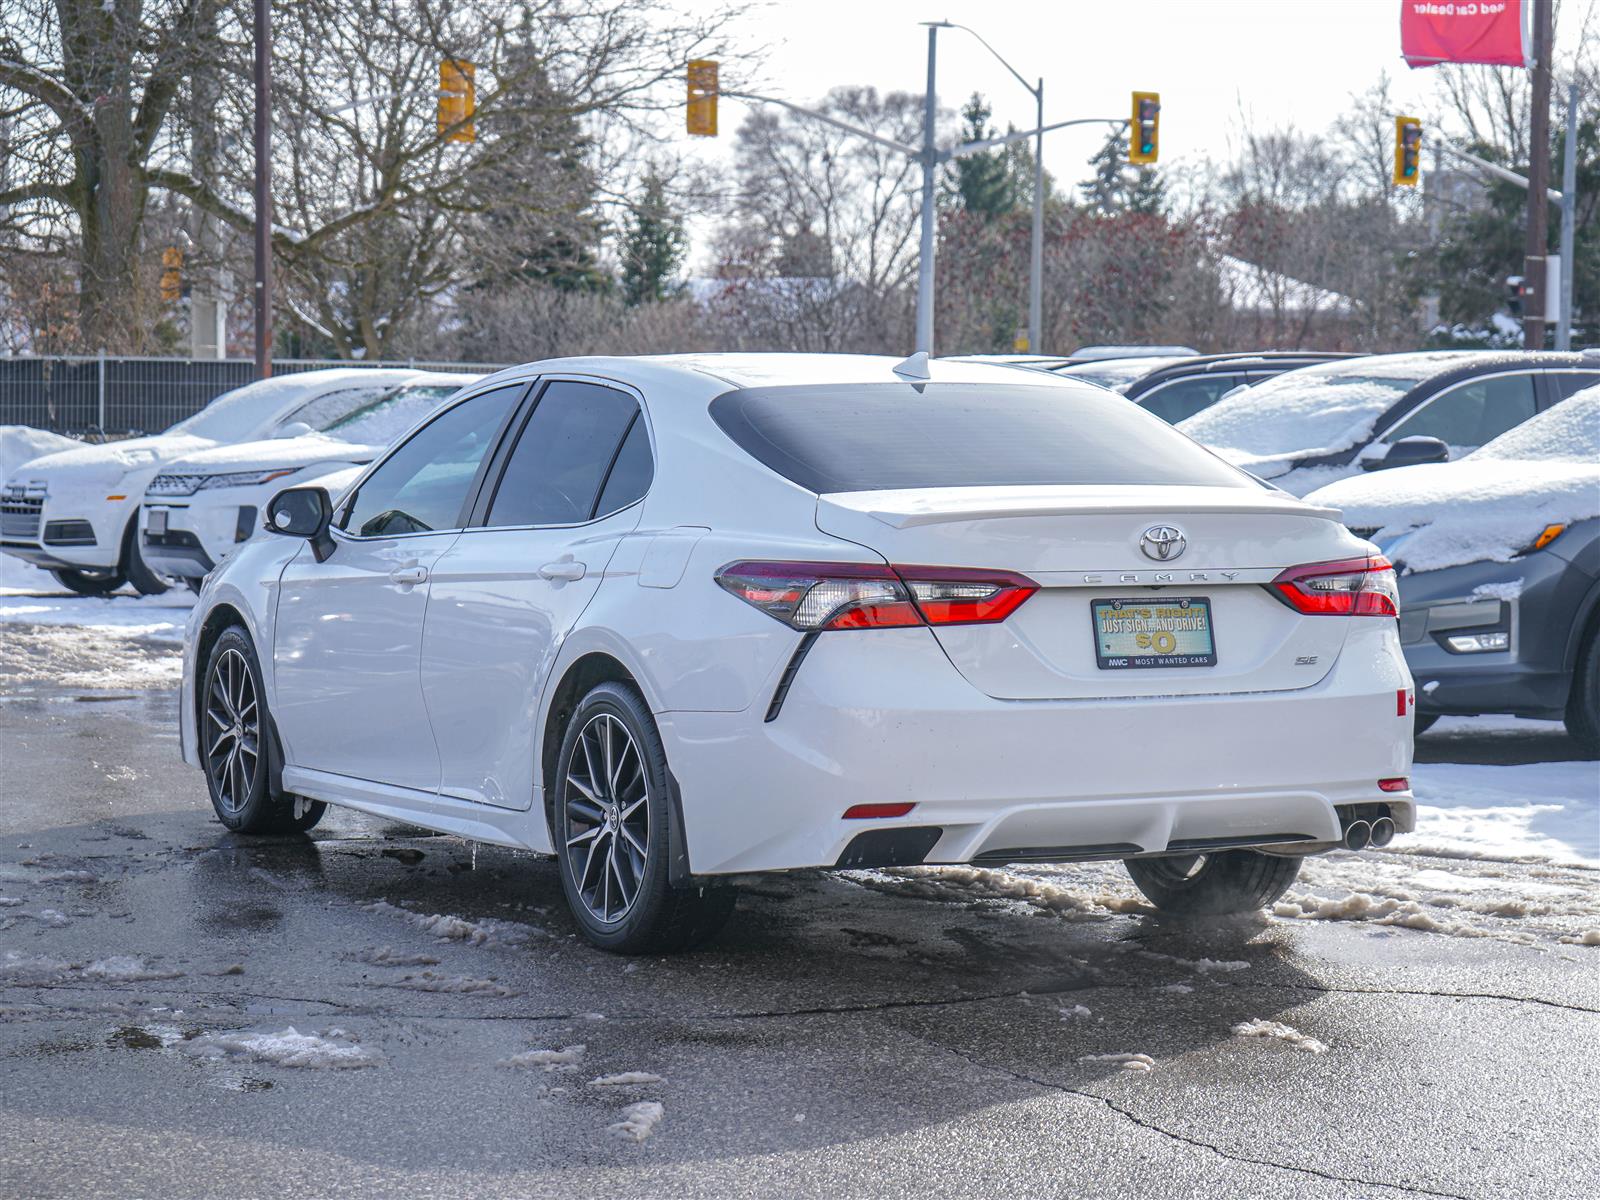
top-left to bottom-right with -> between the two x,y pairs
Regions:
1130,91 -> 1160,164
438,60 -> 476,143
1393,116 -> 1421,186
687,59 -> 718,137
160,246 -> 183,304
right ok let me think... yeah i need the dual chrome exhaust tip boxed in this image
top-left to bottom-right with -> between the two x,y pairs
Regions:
1341,814 -> 1396,851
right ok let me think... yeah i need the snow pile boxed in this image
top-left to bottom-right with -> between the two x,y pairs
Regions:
0,951 -> 71,982
1273,891 -> 1499,938
1059,1004 -> 1093,1020
1136,950 -> 1250,973
1305,388 -> 1600,573
80,956 -> 182,981
1179,355 -> 1458,460
185,1026 -> 382,1069
363,899 -> 532,946
0,593 -> 191,643
374,971 -> 513,996
352,946 -> 440,966
845,865 -> 1150,917
607,1101 -> 664,1141
1078,1052 -> 1155,1072
1231,1018 -> 1328,1053
500,1045 -> 585,1071
1559,930 -> 1600,946
590,1072 -> 665,1087
1408,761 -> 1598,868
0,896 -> 23,907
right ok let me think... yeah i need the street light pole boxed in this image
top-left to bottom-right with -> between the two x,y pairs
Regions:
252,0 -> 273,378
1522,0 -> 1553,349
1030,79 -> 1044,353
1556,80 -> 1578,352
915,24 -> 939,356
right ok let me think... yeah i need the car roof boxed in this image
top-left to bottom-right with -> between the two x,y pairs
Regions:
1119,351 -> 1359,396
463,352 -> 1082,401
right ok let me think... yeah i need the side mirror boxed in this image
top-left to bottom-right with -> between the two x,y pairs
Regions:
271,421 -> 315,439
265,485 -> 335,562
1363,435 -> 1450,472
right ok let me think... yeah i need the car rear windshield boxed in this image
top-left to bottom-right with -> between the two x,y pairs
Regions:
708,382 -> 1251,494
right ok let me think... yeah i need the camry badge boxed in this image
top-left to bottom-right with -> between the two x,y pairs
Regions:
1139,525 -> 1187,562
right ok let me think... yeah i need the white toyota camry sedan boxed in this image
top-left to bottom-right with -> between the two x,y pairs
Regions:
180,354 -> 1416,953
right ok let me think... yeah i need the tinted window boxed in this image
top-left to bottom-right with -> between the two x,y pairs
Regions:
1552,371 -> 1600,400
343,385 -> 520,537
485,382 -> 640,527
710,382 -> 1250,493
1383,373 -> 1537,448
594,416 -> 654,517
1139,375 -> 1244,424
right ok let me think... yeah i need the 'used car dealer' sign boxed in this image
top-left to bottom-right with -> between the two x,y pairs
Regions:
1401,1 -> 1531,68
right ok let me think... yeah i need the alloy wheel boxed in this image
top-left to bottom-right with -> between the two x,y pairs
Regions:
205,648 -> 260,814
563,712 -> 650,924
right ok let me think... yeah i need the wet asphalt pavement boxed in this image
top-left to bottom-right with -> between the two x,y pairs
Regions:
1,628 -> 1597,1199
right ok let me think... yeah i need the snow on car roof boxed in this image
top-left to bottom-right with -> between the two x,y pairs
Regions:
1177,352 -> 1470,459
1305,386 -> 1600,573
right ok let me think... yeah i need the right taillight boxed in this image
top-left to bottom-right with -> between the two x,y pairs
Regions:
716,560 -> 1037,631
1270,555 -> 1399,618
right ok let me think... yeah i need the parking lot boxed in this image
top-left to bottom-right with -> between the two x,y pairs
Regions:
1,592 -> 1594,1200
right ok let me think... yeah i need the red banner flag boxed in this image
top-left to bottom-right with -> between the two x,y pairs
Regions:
1401,1 -> 1530,68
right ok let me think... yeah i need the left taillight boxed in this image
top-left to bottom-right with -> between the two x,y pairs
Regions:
715,561 -> 1037,632
1270,555 -> 1399,618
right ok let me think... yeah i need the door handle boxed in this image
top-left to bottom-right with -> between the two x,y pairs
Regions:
389,565 -> 429,586
538,559 -> 586,582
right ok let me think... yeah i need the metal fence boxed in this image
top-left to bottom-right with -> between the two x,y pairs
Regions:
0,355 -> 508,437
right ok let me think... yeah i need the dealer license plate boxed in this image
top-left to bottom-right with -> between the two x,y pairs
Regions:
1091,596 -> 1217,669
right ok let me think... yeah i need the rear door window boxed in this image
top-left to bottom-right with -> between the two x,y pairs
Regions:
484,381 -> 642,526
1382,373 -> 1537,448
1551,371 -> 1600,400
709,382 -> 1249,493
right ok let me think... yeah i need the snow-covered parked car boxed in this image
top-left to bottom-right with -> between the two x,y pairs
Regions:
1178,351 -> 1599,496
0,368 -> 421,595
141,373 -> 477,585
1307,386 -> 1600,754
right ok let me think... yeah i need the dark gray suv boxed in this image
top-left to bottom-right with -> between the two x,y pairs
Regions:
1307,388 -> 1600,755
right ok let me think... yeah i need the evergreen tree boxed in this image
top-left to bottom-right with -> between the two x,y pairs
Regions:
953,93 -> 1022,219
620,172 -> 688,305
1079,129 -> 1165,216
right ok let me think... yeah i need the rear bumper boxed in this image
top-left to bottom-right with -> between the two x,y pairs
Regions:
658,623 -> 1415,875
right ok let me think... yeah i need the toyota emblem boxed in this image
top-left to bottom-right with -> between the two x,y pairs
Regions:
1139,525 -> 1187,562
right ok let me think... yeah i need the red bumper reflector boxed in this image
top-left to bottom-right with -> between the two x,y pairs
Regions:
1378,777 -> 1409,793
843,803 -> 915,819
1396,688 -> 1410,716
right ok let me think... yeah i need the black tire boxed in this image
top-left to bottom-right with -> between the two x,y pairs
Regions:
1565,628 -> 1600,758
552,681 -> 735,954
183,575 -> 205,595
1413,713 -> 1440,736
201,626 -> 326,834
122,519 -> 169,596
1124,850 -> 1301,916
49,567 -> 124,596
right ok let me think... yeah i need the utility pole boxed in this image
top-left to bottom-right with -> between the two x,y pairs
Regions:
1031,80 -> 1043,354
1522,0 -> 1553,349
914,24 -> 939,358
253,0 -> 273,378
1556,80 -> 1578,351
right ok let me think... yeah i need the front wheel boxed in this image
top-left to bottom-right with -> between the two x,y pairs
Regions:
50,567 -> 124,596
202,627 -> 325,834
1124,850 -> 1301,916
552,681 -> 734,953
122,520 -> 169,596
1565,629 -> 1600,758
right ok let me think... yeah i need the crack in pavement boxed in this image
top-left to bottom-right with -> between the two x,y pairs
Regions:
935,1043 -> 1473,1200
1212,978 -> 1598,1015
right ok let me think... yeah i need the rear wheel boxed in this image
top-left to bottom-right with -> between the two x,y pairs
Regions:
553,681 -> 734,953
1565,629 -> 1600,758
1124,850 -> 1301,916
202,627 -> 325,834
49,567 -> 124,596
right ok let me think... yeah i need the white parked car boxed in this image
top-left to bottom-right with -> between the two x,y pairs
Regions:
0,368 -> 420,594
141,373 -> 478,584
180,354 -> 1415,952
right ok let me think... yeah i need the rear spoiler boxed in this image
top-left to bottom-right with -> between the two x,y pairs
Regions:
819,486 -> 1343,530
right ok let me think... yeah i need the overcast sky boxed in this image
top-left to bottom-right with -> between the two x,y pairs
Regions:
667,0 -> 1591,267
